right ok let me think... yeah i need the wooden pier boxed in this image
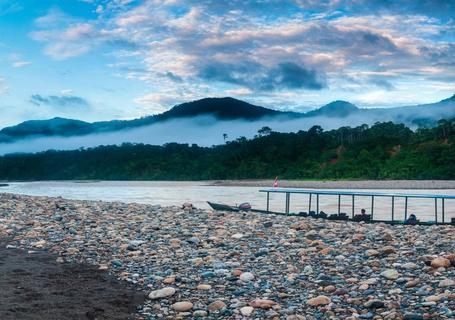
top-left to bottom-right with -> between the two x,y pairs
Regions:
259,188 -> 455,225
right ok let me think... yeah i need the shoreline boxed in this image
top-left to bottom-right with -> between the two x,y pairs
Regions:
0,193 -> 454,319
2,179 -> 455,189
210,179 -> 455,189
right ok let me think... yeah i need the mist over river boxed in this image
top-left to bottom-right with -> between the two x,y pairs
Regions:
1,181 -> 454,223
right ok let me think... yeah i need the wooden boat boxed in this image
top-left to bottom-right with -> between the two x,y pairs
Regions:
208,201 -> 283,215
207,201 -> 241,212
208,201 -> 453,225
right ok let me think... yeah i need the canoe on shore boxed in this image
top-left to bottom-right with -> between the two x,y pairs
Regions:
207,201 -> 273,214
207,201 -> 241,212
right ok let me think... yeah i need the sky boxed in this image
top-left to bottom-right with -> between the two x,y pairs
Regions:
0,0 -> 454,127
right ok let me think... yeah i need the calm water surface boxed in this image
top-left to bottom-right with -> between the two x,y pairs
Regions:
2,181 -> 454,222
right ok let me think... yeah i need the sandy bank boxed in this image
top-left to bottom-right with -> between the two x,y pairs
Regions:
0,242 -> 144,320
210,179 -> 455,189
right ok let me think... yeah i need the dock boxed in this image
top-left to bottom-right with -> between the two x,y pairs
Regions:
259,188 -> 455,225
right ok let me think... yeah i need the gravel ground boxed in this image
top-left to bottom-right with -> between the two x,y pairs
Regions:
0,193 -> 454,319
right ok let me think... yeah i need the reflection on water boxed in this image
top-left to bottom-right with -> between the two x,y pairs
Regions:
2,181 -> 454,222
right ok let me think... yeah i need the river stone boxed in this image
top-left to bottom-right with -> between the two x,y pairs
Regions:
365,249 -> 380,257
197,284 -> 212,290
431,257 -> 450,268
380,269 -> 399,280
362,278 -> 378,285
364,299 -> 385,309
32,240 -> 46,248
249,299 -> 277,309
240,306 -> 254,316
381,246 -> 395,254
163,276 -> 175,284
404,314 -> 423,320
425,295 -> 441,302
358,283 -> 369,290
438,279 -> 455,287
263,221 -> 273,228
402,262 -> 418,269
307,295 -> 331,306
240,272 -> 255,282
172,301 -> 193,312
66,247 -> 79,255
406,278 -> 421,288
148,287 -> 176,300
193,310 -> 208,317
208,300 -> 227,311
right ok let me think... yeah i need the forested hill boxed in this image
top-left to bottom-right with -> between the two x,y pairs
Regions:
0,119 -> 454,181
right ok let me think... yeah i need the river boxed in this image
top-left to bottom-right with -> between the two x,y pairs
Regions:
1,181 -> 454,223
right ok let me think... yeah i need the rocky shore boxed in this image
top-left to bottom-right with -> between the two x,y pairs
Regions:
0,193 -> 454,319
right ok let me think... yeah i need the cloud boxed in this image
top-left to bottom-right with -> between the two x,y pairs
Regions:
199,61 -> 326,91
134,91 -> 202,113
420,43 -> 455,67
60,89 -> 74,95
12,61 -> 31,68
116,14 -> 149,26
30,94 -> 90,109
34,8 -> 71,27
44,42 -> 91,60
26,0 -> 455,108
30,10 -> 96,60
2,98 -> 454,155
272,62 -> 326,90
224,88 -> 253,96
368,77 -> 396,91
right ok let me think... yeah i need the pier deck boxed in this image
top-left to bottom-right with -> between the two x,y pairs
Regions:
259,188 -> 455,224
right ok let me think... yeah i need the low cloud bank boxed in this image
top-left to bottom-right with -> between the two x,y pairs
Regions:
0,112 -> 419,155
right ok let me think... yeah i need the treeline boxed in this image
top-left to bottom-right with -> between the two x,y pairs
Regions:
0,119 -> 454,180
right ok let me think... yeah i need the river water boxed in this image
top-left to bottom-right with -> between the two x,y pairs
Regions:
1,181 -> 454,223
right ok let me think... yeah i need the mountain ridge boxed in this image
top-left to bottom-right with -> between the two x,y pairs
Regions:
0,95 -> 454,144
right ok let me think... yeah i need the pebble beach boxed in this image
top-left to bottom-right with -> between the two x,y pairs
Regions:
0,193 -> 454,319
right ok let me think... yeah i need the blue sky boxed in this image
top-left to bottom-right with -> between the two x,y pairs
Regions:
0,0 -> 454,127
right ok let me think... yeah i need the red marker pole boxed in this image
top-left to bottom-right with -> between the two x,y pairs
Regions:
273,176 -> 278,188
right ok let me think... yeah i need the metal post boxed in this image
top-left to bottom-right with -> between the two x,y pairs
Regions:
371,196 -> 374,220
338,195 -> 341,214
316,194 -> 319,214
308,194 -> 312,213
352,195 -> 355,218
442,198 -> 445,223
285,193 -> 290,214
434,198 -> 438,223
391,196 -> 395,222
289,193 -> 291,214
404,197 -> 408,220
266,192 -> 270,213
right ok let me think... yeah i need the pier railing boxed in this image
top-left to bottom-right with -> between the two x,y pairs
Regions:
259,188 -> 455,224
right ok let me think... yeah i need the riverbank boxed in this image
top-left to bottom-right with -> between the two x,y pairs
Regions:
3,179 -> 455,190
0,193 -> 454,319
0,244 -> 144,320
211,180 -> 455,189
